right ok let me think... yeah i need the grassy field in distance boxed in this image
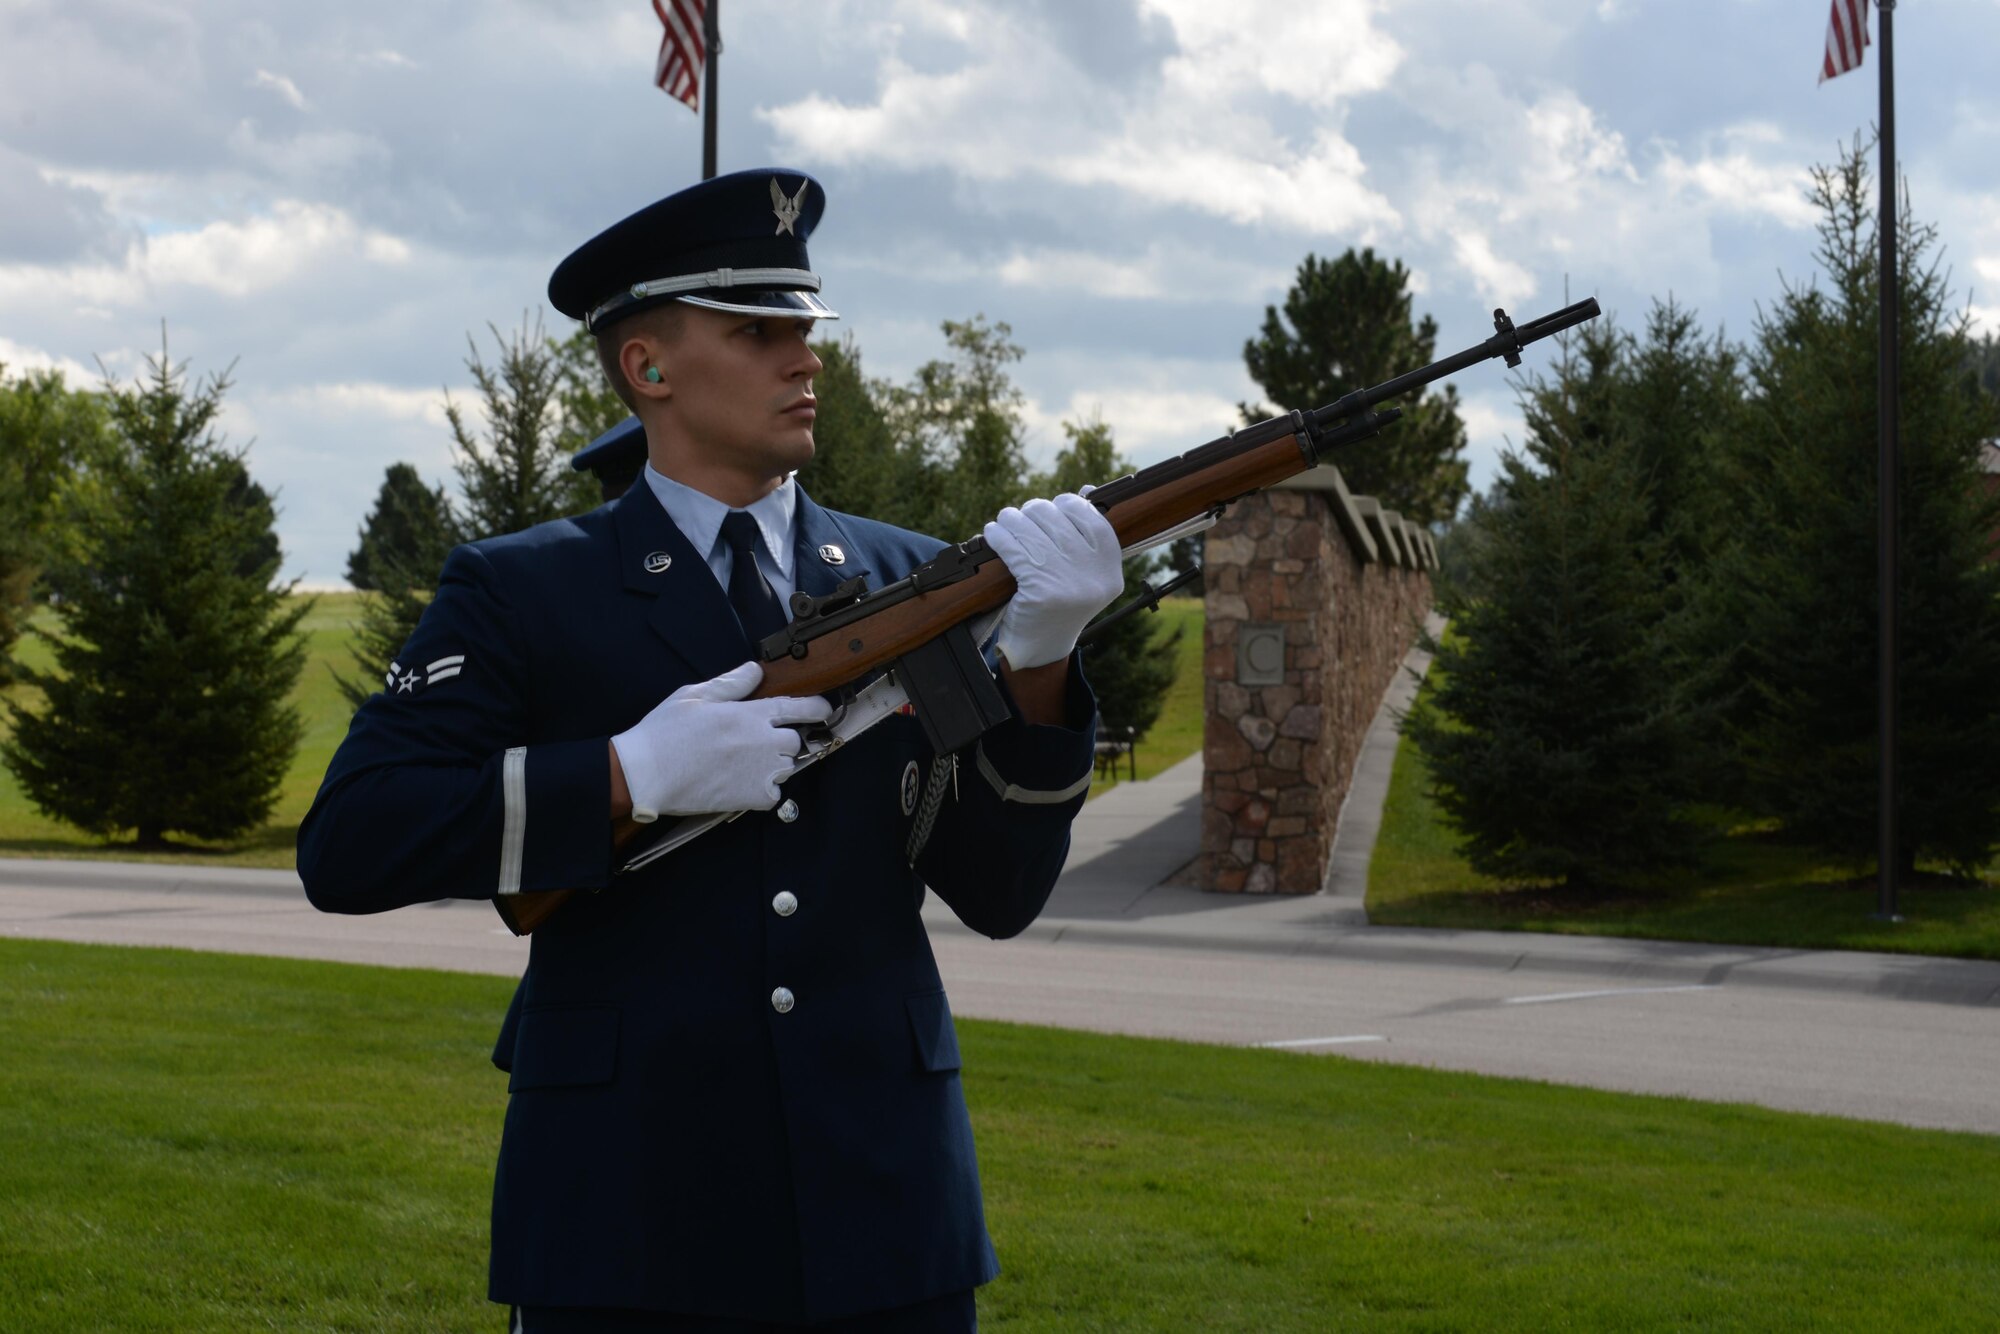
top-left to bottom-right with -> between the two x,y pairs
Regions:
0,593 -> 1209,867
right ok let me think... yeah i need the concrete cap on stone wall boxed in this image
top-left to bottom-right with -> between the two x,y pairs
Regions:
1349,495 -> 1390,566
1380,511 -> 1415,567
1401,520 -> 1435,570
1357,501 -> 1408,568
1276,464 -> 1379,565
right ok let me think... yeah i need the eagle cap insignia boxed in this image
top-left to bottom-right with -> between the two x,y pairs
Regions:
770,177 -> 807,236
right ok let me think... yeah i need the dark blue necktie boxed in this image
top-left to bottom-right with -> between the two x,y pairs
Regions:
721,511 -> 787,644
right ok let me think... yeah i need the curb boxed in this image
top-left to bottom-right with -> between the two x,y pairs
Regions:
924,911 -> 2000,1008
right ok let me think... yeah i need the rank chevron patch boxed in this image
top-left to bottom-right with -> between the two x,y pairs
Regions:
384,654 -> 466,696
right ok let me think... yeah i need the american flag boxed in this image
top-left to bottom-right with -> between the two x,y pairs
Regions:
654,0 -> 705,110
1819,0 -> 1869,83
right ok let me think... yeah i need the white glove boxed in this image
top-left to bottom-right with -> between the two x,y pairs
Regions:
982,492 -> 1125,671
612,661 -> 834,822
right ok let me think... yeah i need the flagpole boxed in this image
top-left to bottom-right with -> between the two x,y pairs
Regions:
1875,0 -> 1902,922
702,0 -> 719,179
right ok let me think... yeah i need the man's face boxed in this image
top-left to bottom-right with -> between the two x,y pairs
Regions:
654,304 -> 822,484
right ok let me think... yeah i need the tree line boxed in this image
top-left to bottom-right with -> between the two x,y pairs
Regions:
1409,141 -> 2000,889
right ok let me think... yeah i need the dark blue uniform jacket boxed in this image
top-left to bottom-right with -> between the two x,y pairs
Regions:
298,481 -> 1095,1323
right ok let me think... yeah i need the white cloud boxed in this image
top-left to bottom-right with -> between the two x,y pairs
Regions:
271,381 -> 454,429
762,1 -> 1400,238
1451,229 -> 1538,309
1653,124 -> 1818,229
0,337 -> 96,385
1048,385 -> 1245,461
1009,353 -> 1257,469
143,201 -> 410,296
1142,0 -> 1404,110
1394,64 -> 1823,309
250,70 -> 308,112
997,243 -> 1291,303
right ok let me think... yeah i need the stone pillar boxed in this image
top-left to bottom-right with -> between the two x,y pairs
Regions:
1200,476 -> 1432,894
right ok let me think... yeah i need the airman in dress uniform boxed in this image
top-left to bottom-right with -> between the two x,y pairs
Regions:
297,168 -> 1125,1332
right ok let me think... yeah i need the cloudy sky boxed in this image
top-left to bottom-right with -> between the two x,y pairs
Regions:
4,0 -> 1998,586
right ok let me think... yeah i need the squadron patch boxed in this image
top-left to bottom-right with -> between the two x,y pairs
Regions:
385,655 -> 466,696
899,760 -> 920,816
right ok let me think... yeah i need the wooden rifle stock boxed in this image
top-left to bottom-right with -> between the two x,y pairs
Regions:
491,297 -> 1602,935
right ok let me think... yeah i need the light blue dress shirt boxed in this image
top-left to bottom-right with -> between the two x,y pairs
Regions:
642,464 -> 799,606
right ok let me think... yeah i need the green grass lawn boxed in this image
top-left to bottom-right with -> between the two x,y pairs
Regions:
1368,709 -> 2000,961
0,595 -> 366,868
2,938 -> 1995,1332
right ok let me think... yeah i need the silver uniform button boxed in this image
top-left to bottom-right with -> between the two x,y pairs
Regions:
776,799 -> 800,823
772,891 -> 798,917
770,986 -> 795,1014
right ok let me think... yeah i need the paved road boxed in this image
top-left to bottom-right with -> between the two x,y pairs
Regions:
5,628 -> 1996,1136
5,846 -> 1996,1136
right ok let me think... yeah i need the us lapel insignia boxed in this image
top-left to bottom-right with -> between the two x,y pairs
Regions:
817,544 -> 845,565
900,760 -> 920,816
643,551 -> 672,574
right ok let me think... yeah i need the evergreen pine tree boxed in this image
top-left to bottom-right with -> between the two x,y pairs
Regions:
1720,141 -> 2000,875
346,462 -> 458,591
1405,330 -> 1710,889
219,456 -> 283,581
0,364 -> 114,684
450,314 -> 597,540
1615,298 -> 1746,582
1,340 -> 306,847
1243,250 -> 1470,523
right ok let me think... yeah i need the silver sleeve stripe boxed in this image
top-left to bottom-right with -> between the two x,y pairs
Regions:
427,665 -> 463,683
973,742 -> 1092,805
498,747 -> 527,895
426,654 -> 465,672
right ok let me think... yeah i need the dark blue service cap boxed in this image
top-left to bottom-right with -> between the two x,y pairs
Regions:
549,168 -> 839,333
571,415 -> 646,475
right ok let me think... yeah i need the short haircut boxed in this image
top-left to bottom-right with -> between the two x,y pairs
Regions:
593,302 -> 688,412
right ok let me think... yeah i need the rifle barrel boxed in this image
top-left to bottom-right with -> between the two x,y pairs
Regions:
1311,297 -> 1602,433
